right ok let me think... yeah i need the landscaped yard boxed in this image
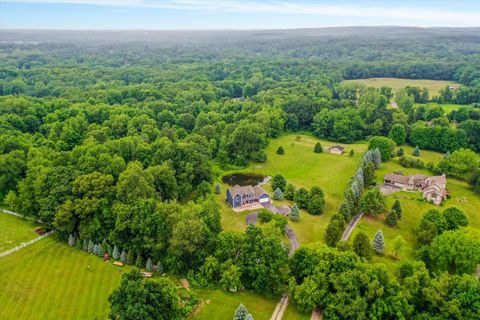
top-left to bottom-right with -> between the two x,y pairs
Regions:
215,134 -> 367,244
415,102 -> 470,114
0,213 -> 40,252
342,78 -> 460,97
349,146 -> 480,267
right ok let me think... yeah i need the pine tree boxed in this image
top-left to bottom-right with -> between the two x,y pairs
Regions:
75,238 -> 82,250
314,142 -> 322,153
113,245 -> 120,260
362,162 -> 376,186
87,240 -> 94,253
82,239 -> 88,251
371,230 -> 385,255
372,148 -> 382,168
215,184 -> 221,194
157,261 -> 164,273
68,234 -> 75,247
126,251 -> 135,265
234,304 -> 250,320
412,146 -> 420,157
289,204 -> 300,221
284,183 -> 296,200
93,244 -> 99,255
245,315 -> 253,320
396,148 -> 404,157
443,151 -> 450,159
392,200 -> 402,219
97,243 -> 104,256
135,255 -> 143,268
146,258 -> 153,272
273,188 -> 284,200
276,146 -> 285,155
120,250 -> 127,263
349,149 -> 354,157
385,211 -> 398,226
353,232 -> 372,261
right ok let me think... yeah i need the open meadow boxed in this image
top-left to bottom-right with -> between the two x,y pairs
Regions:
0,213 -> 41,252
342,78 -> 460,97
215,134 -> 367,244
350,146 -> 480,266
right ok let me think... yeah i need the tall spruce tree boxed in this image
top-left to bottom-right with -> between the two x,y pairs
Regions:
113,245 -> 120,260
392,200 -> 402,219
234,303 -> 252,320
87,240 -> 94,253
146,258 -> 153,272
289,204 -> 300,221
412,146 -> 420,157
68,234 -> 75,247
273,188 -> 284,200
371,230 -> 385,255
120,250 -> 127,263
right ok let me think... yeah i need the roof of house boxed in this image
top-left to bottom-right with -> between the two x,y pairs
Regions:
330,145 -> 345,151
384,173 -> 410,184
228,185 -> 268,198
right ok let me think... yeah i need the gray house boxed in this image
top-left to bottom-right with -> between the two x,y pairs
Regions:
226,185 -> 270,208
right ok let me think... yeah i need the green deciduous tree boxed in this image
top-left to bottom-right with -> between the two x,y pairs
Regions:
353,232 -> 372,261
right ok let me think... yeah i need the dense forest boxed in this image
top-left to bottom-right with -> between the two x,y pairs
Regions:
1,28 -> 479,319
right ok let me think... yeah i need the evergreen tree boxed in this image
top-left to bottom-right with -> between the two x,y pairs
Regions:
362,162 -> 376,186
353,232 -> 372,260
75,238 -> 82,250
443,151 -> 450,159
156,261 -> 163,274
113,245 -> 120,260
372,148 -> 382,168
245,315 -> 253,320
120,250 -> 127,263
82,239 -> 88,251
93,244 -> 99,255
314,142 -> 322,153
135,255 -> 143,268
215,184 -> 221,194
324,214 -> 345,247
87,240 -> 94,253
146,258 -> 153,272
289,204 -> 300,221
392,200 -> 402,219
97,244 -> 104,256
68,234 -> 75,247
349,149 -> 354,157
234,303 -> 251,320
276,146 -> 285,155
412,146 -> 420,157
271,174 -> 287,192
385,211 -> 398,226
273,188 -> 284,200
396,147 -> 404,157
126,251 -> 135,265
284,183 -> 296,200
371,230 -> 385,255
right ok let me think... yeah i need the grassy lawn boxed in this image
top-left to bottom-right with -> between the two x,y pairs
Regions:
350,146 -> 480,267
215,134 -> 367,244
0,213 -> 41,252
0,236 -> 131,320
342,78 -> 459,97
192,289 -> 278,320
415,102 -> 471,114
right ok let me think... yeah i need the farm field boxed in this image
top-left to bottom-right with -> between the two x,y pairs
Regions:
215,134 -> 367,244
342,78 -> 459,96
0,213 -> 41,252
350,146 -> 480,266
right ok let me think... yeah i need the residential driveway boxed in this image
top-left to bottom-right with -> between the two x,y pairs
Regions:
380,185 -> 401,195
285,225 -> 299,255
262,203 -> 291,216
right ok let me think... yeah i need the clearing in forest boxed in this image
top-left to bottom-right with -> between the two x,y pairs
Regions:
215,134 -> 367,244
342,78 -> 460,96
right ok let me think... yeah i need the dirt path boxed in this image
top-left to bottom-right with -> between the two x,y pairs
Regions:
341,212 -> 364,241
270,294 -> 289,320
311,309 -> 323,320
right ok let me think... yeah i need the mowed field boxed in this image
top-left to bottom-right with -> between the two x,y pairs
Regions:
349,145 -> 480,266
0,213 -> 40,251
415,102 -> 470,114
215,134 -> 367,244
342,78 -> 460,97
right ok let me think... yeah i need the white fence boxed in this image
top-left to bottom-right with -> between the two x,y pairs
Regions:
0,230 -> 55,258
1,208 -> 44,223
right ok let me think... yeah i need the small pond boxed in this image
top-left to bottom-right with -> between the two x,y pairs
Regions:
222,173 -> 267,186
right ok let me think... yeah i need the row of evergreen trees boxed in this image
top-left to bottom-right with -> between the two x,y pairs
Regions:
67,234 -> 162,273
324,148 -> 382,247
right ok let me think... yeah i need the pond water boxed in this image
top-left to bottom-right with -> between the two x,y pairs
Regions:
222,173 -> 267,186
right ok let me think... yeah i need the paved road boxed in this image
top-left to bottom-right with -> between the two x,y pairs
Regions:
341,212 -> 364,241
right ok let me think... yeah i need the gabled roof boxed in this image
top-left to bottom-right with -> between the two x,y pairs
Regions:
253,185 -> 268,198
330,145 -> 345,151
384,173 -> 410,184
228,185 -> 254,197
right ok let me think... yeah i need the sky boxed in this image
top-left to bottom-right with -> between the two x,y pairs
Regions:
1,0 -> 479,30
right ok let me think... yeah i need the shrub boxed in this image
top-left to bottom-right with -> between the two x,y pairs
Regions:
271,174 -> 287,192
396,147 -> 404,157
314,142 -> 322,153
412,146 -> 420,156
257,209 -> 273,223
276,146 -> 285,155
353,232 -> 372,260
284,183 -> 296,200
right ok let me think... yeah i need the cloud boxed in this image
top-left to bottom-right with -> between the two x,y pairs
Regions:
2,0 -> 479,25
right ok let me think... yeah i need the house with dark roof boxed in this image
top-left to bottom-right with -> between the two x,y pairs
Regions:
327,145 -> 345,155
226,185 -> 270,208
384,173 -> 447,205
